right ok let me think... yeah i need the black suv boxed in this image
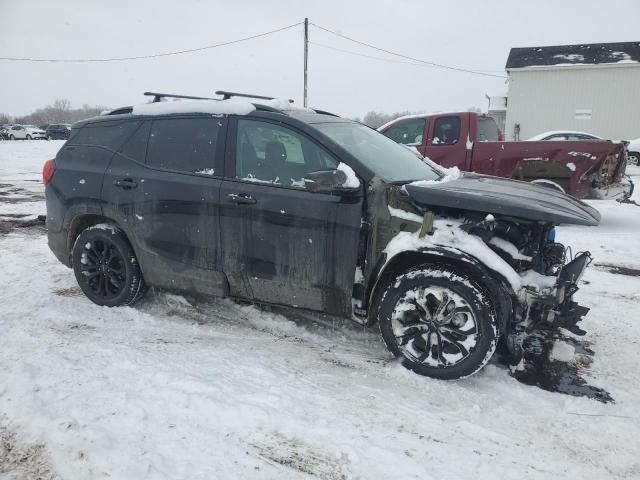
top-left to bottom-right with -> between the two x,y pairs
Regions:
44,91 -> 600,380
46,124 -> 72,140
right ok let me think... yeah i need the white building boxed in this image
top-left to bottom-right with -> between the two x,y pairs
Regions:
503,42 -> 640,141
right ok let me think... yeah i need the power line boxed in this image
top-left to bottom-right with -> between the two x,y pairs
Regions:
0,22 -> 301,63
312,41 -> 505,73
311,41 -> 424,66
310,22 -> 507,79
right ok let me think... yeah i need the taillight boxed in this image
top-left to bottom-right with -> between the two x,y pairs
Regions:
43,159 -> 55,185
497,129 -> 505,141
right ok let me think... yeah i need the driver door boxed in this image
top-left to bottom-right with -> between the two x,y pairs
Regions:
218,118 -> 363,316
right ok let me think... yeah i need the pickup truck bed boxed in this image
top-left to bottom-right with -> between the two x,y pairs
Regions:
379,112 -> 630,199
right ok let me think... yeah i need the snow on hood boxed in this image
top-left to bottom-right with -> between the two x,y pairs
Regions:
132,98 -> 256,116
404,166 -> 461,189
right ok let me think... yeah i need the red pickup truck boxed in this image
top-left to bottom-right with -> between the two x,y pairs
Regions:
378,112 -> 631,199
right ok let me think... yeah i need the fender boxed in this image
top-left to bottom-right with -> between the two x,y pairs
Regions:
366,246 -> 514,332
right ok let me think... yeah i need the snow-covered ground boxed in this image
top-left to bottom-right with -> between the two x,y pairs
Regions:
1,140 -> 639,479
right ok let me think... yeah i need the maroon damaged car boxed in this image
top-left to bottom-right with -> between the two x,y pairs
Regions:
379,112 -> 632,200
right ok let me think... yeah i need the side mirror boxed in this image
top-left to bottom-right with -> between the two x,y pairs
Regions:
304,169 -> 357,193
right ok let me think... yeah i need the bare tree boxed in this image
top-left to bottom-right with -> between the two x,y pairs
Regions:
12,99 -> 110,126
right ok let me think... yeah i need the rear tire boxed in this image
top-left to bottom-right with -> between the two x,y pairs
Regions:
72,224 -> 146,307
9,135 -> 15,140
629,152 -> 639,166
26,134 -> 32,140
377,265 -> 498,380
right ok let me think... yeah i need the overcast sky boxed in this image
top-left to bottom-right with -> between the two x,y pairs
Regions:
1,0 -> 638,118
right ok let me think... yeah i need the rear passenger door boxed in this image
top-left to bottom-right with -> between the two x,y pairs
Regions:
218,118 -> 362,316
102,116 -> 228,296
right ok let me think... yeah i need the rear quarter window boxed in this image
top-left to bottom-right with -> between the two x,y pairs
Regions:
69,120 -> 140,150
476,116 -> 499,142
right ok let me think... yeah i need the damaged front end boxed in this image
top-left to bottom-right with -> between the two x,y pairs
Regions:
359,175 -> 599,367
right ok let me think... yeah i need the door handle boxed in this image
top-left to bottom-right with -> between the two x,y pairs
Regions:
227,193 -> 257,205
114,178 -> 138,190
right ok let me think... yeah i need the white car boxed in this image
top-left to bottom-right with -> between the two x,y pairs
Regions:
24,125 -> 47,140
6,124 -> 46,140
527,131 -> 602,141
627,137 -> 640,166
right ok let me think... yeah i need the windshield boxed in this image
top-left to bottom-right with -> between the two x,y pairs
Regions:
316,123 -> 442,183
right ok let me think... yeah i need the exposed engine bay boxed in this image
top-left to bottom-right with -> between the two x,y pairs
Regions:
355,179 -> 596,366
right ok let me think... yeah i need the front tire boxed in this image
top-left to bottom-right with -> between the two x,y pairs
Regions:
72,224 -> 146,307
377,265 -> 498,380
26,134 -> 32,140
9,135 -> 15,140
629,152 -> 639,166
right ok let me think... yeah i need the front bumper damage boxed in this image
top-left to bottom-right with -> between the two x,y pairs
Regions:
508,252 -> 592,362
591,175 -> 634,201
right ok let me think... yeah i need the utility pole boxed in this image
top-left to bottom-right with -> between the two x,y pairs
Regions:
303,17 -> 309,107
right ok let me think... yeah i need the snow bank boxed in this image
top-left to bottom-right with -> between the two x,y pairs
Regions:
132,98 -> 255,116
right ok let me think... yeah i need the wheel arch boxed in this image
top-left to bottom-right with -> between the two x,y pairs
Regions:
366,249 -> 514,333
67,213 -> 141,264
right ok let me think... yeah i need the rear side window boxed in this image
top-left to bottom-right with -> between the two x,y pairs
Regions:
383,118 -> 425,146
432,117 -> 461,145
119,121 -> 151,163
70,121 -> 140,150
476,116 -> 499,142
146,118 -> 221,175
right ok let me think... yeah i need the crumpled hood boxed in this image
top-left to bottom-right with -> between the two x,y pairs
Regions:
403,173 -> 601,226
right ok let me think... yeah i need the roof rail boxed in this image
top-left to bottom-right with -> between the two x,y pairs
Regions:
143,91 -> 217,103
215,90 -> 293,104
106,107 -> 133,115
311,108 -> 340,117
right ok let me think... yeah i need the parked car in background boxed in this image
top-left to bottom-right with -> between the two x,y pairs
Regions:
7,125 -> 28,140
627,137 -> 640,166
43,91 -> 600,380
46,124 -> 72,140
379,112 -> 631,200
527,131 -> 602,141
24,125 -> 47,140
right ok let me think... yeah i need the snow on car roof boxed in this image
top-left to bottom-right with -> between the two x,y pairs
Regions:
131,98 -> 256,116
527,131 -> 602,141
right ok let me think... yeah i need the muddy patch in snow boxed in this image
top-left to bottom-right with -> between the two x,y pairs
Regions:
594,262 -> 640,277
512,331 -> 613,403
0,422 -> 58,479
0,217 -> 46,235
249,432 -> 348,479
53,286 -> 83,297
0,184 -> 44,203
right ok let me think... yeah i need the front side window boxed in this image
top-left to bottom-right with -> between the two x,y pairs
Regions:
146,118 -> 221,175
383,118 -> 426,146
432,116 -> 461,145
235,119 -> 337,187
